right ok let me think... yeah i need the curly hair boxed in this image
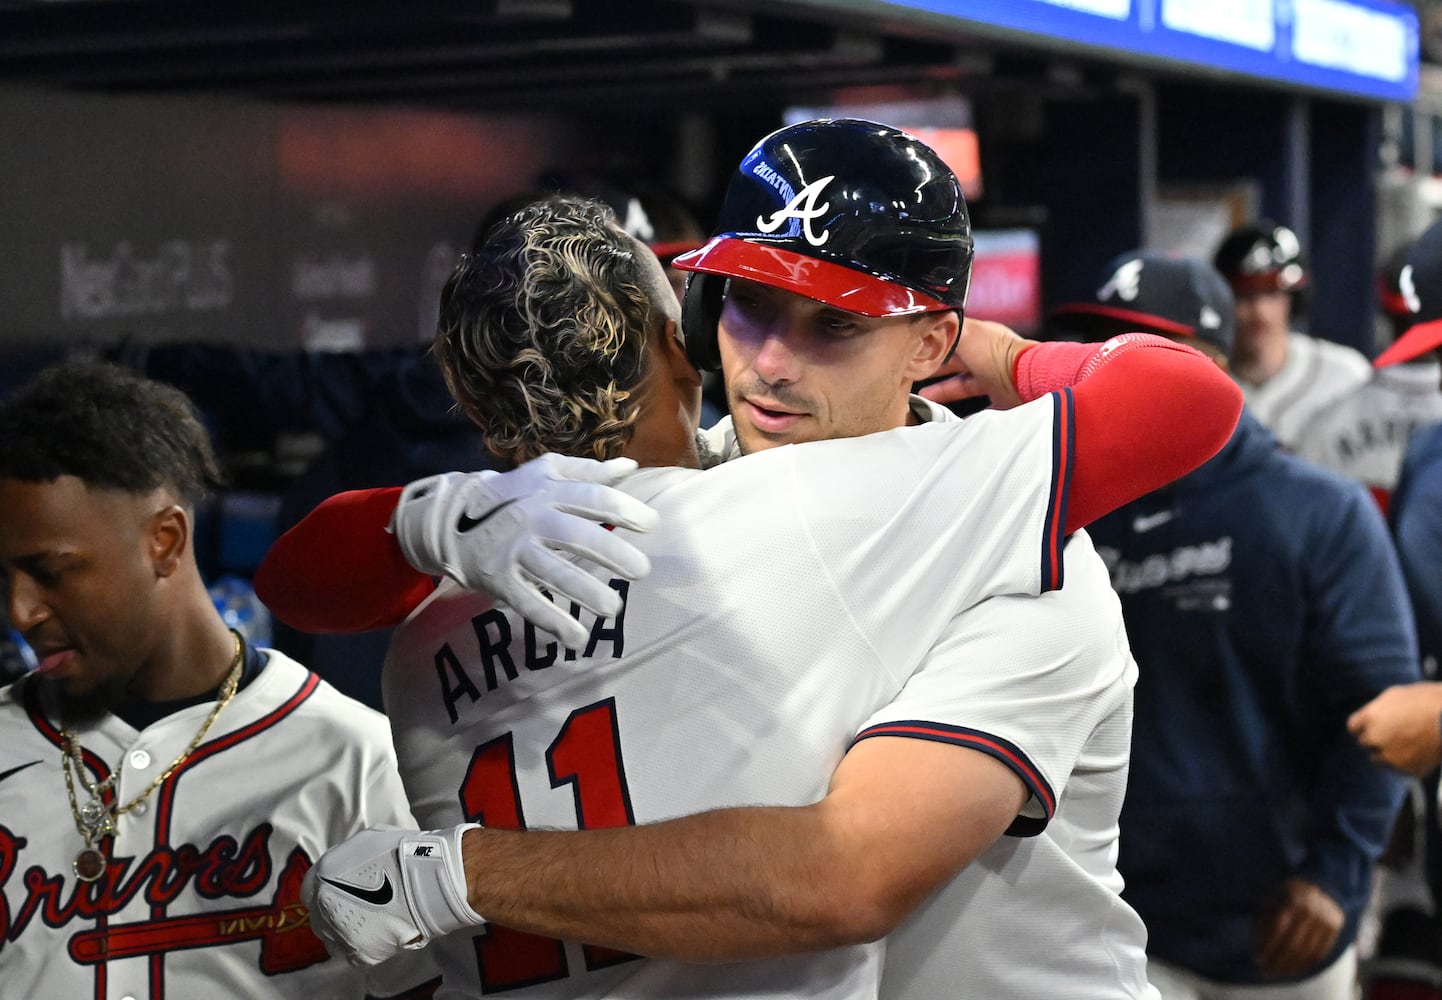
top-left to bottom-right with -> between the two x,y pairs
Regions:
435,195 -> 659,464
0,359 -> 224,507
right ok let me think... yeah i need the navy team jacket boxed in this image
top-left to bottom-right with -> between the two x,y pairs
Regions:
1087,409 -> 1419,983
1394,421 -> 1442,664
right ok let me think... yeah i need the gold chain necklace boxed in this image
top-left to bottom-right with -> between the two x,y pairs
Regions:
60,630 -> 244,883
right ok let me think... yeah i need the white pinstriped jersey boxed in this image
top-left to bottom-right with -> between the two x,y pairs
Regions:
384,394 -> 1080,999
0,649 -> 433,1000
1293,362 -> 1442,504
1239,332 -> 1371,450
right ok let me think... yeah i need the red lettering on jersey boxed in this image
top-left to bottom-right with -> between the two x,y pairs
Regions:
2,823 -> 275,943
63,849 -> 327,974
0,826 -> 21,945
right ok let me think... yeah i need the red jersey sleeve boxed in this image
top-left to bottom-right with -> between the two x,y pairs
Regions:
1011,334 -> 1243,533
253,487 -> 437,634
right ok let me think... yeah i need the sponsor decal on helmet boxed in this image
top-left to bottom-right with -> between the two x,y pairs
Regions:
745,157 -> 796,205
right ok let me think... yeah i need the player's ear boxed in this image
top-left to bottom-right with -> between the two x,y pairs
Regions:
148,503 -> 190,578
904,310 -> 960,381
660,318 -> 701,388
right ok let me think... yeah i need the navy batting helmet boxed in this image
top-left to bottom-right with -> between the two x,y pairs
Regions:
1376,240 -> 1416,341
672,118 -> 974,372
1213,220 -> 1308,298
1376,221 -> 1442,367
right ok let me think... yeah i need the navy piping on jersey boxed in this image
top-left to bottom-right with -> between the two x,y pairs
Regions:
22,685 -> 119,1000
852,720 -> 1054,837
146,662 -> 321,1000
21,650 -> 324,1000
1041,388 -> 1075,593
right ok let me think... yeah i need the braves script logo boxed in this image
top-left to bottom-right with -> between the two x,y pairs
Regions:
1096,536 -> 1234,595
0,822 -> 327,974
755,176 -> 834,247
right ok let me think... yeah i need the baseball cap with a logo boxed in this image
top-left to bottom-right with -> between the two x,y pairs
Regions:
1374,220 -> 1442,368
1048,250 -> 1236,356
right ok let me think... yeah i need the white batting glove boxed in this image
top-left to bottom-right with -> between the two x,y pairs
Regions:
303,824 -> 484,968
391,454 -> 660,649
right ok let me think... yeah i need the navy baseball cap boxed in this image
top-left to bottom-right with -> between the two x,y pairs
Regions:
1049,251 -> 1236,356
1375,220 -> 1442,367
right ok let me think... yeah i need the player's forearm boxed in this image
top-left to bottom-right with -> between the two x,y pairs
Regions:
460,805 -> 908,962
1014,336 -> 1243,530
254,487 -> 434,633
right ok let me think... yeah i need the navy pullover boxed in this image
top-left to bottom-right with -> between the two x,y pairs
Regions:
1088,411 -> 1419,983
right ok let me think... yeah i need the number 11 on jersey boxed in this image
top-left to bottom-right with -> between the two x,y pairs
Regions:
458,698 -> 640,992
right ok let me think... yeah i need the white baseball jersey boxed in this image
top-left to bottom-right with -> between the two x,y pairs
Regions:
0,647 -> 434,1000
1293,361 -> 1442,506
385,394 -> 1079,999
696,396 -> 1155,999
873,529 -> 1155,999
1238,332 -> 1371,449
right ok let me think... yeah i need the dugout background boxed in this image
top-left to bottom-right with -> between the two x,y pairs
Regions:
0,0 -> 1428,705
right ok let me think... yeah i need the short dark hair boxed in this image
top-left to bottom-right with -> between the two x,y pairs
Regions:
435,195 -> 659,463
0,359 -> 224,507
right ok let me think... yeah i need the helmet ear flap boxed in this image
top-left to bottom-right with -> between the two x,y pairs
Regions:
683,272 -> 726,373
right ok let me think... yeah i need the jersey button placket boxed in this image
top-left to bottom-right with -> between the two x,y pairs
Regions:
128,749 -> 151,770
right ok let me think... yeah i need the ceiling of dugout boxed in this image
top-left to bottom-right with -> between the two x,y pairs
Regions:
0,0 -> 1031,111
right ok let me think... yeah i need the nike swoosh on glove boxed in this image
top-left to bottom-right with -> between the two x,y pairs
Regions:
391,454 -> 660,650
303,824 -> 484,968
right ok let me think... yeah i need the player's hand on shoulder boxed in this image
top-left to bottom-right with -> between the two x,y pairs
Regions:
302,823 -> 484,968
917,317 -> 1031,409
391,454 -> 660,649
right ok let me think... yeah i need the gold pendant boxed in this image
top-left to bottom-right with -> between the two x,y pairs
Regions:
74,847 -> 106,883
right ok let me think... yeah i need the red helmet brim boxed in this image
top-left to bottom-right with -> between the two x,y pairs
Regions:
673,236 -> 951,318
1375,317 -> 1442,367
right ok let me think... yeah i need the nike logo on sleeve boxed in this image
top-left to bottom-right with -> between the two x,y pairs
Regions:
0,760 -> 42,786
320,874 -> 395,906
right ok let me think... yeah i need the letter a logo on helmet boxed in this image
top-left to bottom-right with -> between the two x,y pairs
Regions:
755,176 -> 835,247
1401,264 -> 1422,315
673,118 -> 974,372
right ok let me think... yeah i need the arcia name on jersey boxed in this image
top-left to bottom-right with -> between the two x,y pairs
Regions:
434,579 -> 630,725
